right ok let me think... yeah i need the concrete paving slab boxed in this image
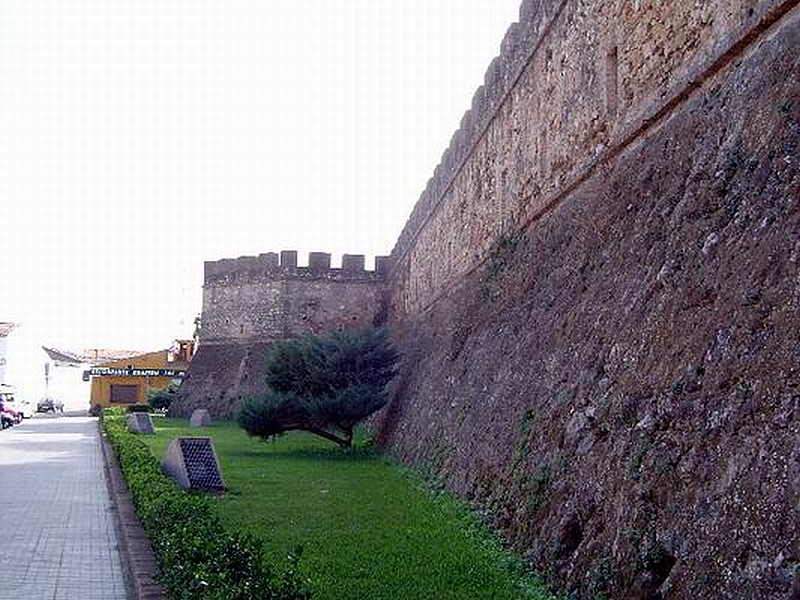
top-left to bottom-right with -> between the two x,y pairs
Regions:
0,417 -> 130,599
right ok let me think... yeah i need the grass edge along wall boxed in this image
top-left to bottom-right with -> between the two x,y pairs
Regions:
138,418 -> 556,600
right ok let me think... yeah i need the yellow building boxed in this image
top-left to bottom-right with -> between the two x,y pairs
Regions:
89,340 -> 194,410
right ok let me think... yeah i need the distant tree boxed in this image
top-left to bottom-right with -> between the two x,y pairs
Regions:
148,385 -> 177,411
238,327 -> 399,447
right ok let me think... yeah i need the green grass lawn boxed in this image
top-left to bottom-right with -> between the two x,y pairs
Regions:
142,418 -> 553,600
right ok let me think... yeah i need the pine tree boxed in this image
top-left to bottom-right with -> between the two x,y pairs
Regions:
238,327 -> 399,447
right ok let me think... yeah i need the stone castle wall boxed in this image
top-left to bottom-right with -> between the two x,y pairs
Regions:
174,0 -> 800,596
201,251 -> 388,342
388,0 -> 789,316
372,0 -> 800,598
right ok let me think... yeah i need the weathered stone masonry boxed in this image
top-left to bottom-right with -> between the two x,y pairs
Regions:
177,0 -> 800,597
374,0 -> 800,598
172,251 -> 388,417
389,0 -> 800,316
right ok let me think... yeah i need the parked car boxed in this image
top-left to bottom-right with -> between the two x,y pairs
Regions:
2,394 -> 33,419
0,397 -> 21,428
0,388 -> 25,426
36,398 -> 64,414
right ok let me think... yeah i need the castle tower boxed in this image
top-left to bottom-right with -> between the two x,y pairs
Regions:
171,251 -> 389,417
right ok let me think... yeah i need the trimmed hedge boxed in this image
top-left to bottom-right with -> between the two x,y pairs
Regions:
102,413 -> 311,600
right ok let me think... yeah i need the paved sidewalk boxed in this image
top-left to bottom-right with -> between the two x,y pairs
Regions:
0,417 -> 130,599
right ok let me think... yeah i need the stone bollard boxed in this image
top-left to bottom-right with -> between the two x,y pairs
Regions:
127,412 -> 155,434
189,408 -> 213,427
161,437 -> 225,491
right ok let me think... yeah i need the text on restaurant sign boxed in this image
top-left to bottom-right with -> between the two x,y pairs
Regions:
88,367 -> 186,378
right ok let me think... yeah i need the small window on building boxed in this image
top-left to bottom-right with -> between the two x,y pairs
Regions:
110,384 -> 139,404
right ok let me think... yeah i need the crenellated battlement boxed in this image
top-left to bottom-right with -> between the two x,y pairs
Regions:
204,251 -> 391,286
200,250 -> 388,345
390,0 -> 561,268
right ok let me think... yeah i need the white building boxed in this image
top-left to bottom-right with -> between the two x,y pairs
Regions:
0,323 -> 48,410
41,347 -> 93,413
1,322 -> 151,414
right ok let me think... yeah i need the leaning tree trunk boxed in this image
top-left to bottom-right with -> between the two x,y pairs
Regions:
306,426 -> 351,448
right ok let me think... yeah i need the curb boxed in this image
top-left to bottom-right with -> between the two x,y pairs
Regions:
99,420 -> 165,600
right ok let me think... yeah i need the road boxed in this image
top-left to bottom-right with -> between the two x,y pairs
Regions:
0,417 -> 130,599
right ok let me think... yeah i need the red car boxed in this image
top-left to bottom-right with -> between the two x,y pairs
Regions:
0,396 -> 22,428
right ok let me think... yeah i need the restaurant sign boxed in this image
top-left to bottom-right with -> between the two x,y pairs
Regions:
87,367 -> 187,378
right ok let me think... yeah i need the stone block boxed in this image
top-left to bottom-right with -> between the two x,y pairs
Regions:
375,256 -> 391,275
259,252 -> 279,269
342,254 -> 365,272
280,250 -> 298,268
127,413 -> 155,434
309,252 -> 331,271
189,408 -> 213,427
161,437 -> 225,492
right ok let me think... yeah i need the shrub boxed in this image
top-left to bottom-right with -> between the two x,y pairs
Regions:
148,385 -> 178,411
239,327 -> 399,447
127,404 -> 151,413
102,413 -> 311,599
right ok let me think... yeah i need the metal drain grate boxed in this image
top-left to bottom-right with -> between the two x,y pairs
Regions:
178,438 -> 225,491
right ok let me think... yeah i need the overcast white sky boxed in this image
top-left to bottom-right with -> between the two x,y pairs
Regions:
0,0 -> 520,350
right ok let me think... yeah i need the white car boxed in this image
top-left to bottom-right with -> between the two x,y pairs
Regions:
0,386 -> 33,419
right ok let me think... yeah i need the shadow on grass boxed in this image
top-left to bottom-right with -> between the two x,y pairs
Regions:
230,444 -> 384,462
